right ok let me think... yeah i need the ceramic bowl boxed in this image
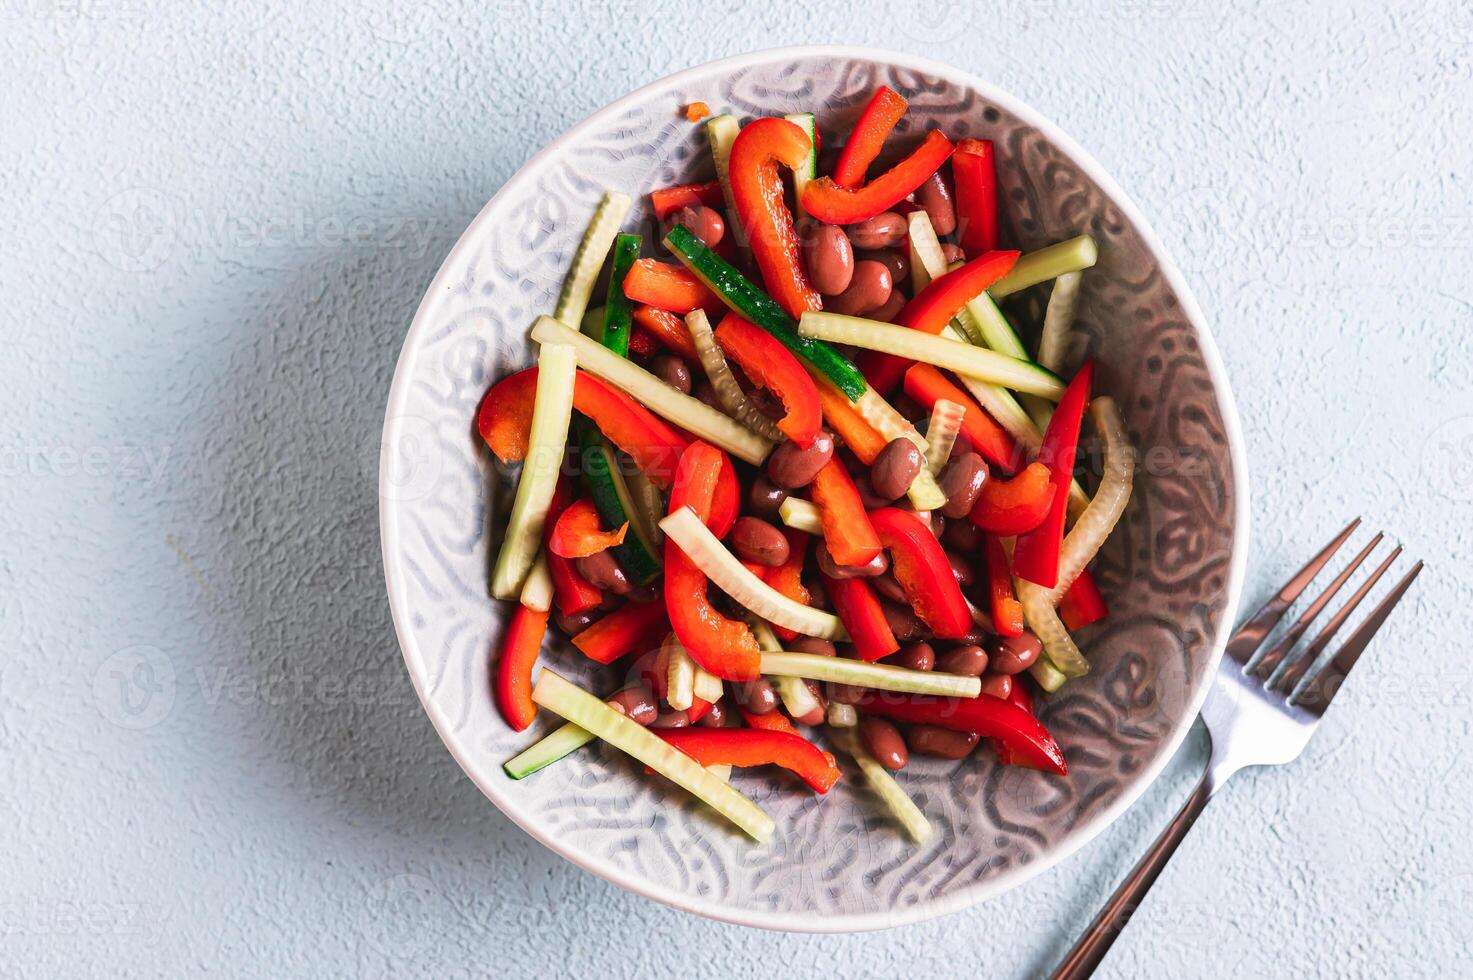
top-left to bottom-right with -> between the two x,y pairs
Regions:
380,45 -> 1248,932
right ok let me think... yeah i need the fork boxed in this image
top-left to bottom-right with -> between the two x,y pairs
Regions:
1050,519 -> 1424,979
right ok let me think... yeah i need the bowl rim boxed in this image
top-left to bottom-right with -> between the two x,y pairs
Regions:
379,43 -> 1251,933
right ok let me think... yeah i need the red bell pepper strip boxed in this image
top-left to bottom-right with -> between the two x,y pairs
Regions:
801,130 -> 955,226
631,304 -> 699,361
984,533 -> 1025,638
763,529 -> 811,642
656,728 -> 841,793
494,603 -> 548,731
952,138 -> 999,257
728,117 -> 822,319
825,575 -> 900,661
903,364 -> 1021,473
1012,360 -> 1095,587
709,452 -> 740,540
993,675 -> 1040,767
572,600 -> 669,665
665,442 -> 762,680
478,368 -> 687,486
858,249 -> 1021,393
649,179 -> 725,221
808,460 -> 882,567
622,259 -> 721,314
832,85 -> 909,189
545,479 -> 602,615
854,691 -> 1067,775
969,461 -> 1056,536
737,705 -> 801,736
814,374 -> 887,462
1059,568 -> 1109,630
867,507 -> 972,639
548,497 -> 627,559
687,697 -> 714,724
714,313 -> 823,446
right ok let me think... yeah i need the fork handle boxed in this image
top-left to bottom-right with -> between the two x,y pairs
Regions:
1050,773 -> 1215,980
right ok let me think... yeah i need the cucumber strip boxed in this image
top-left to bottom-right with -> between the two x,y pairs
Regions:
784,112 -> 818,223
708,764 -> 734,782
554,192 -> 632,329
503,722 -> 595,779
624,465 -> 667,547
577,420 -> 660,585
532,670 -> 774,842
491,343 -> 577,599
706,115 -> 741,221
685,309 -> 783,442
1036,271 -> 1083,374
760,652 -> 982,698
519,553 -> 554,613
531,316 -> 773,465
801,312 -> 1066,400
580,304 -> 606,339
748,616 -> 783,652
692,662 -> 725,704
600,233 -> 643,357
775,674 -> 822,720
964,288 -> 1030,361
924,399 -> 965,476
827,703 -> 858,728
851,389 -> 949,510
907,211 -> 945,294
1030,656 -> 1069,694
990,235 -> 1098,299
830,727 -> 933,843
660,507 -> 847,640
663,225 -> 868,401
666,639 -> 696,711
777,497 -> 824,535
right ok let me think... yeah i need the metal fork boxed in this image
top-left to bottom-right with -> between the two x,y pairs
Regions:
1051,519 -> 1424,979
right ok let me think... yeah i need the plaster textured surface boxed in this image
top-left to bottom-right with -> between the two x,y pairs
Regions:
3,2 -> 1469,977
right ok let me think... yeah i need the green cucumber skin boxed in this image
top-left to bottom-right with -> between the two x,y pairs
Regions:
663,224 -> 867,401
576,419 -> 660,584
601,234 -> 642,357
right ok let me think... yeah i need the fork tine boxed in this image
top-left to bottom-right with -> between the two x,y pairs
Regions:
1223,518 -> 1362,666
1250,533 -> 1384,678
1273,545 -> 1402,694
1292,559 -> 1423,714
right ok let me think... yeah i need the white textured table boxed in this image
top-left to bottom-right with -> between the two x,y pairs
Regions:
4,4 -> 1466,977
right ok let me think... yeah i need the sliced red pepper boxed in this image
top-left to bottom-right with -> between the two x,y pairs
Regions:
709,451 -> 740,540
728,117 -> 822,319
548,498 -> 627,558
858,249 -> 1021,393
1012,360 -> 1094,587
572,600 -> 669,665
494,603 -> 548,731
545,479 -> 602,615
814,374 -> 887,462
631,304 -> 699,361
969,461 -> 1056,536
808,460 -> 882,567
984,533 -> 1025,638
952,138 -> 999,257
854,691 -> 1066,775
476,366 -> 539,464
622,258 -> 721,314
903,364 -> 1021,473
993,676 -> 1040,767
825,575 -> 899,661
657,728 -> 840,793
832,85 -> 908,189
1059,568 -> 1109,630
687,697 -> 714,724
801,130 -> 955,226
650,179 -> 725,221
665,442 -> 762,680
714,313 -> 822,446
763,529 -> 811,642
867,507 -> 971,639
737,705 -> 801,735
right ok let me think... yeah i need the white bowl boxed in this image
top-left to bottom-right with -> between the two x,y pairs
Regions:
380,45 -> 1249,932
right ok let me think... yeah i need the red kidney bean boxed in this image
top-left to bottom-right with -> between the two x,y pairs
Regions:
555,608 -> 600,636
815,542 -> 888,579
940,242 -> 966,264
828,682 -> 866,705
847,211 -> 907,249
907,724 -> 979,759
936,644 -> 989,677
856,247 -> 909,286
943,517 -> 980,551
766,430 -> 834,489
870,438 -> 923,501
891,641 -> 935,672
979,673 -> 1013,699
988,632 -> 1043,674
915,170 -> 957,236
625,579 -> 661,604
926,512 -> 946,540
668,205 -> 725,248
727,516 -> 790,567
946,550 -> 975,588
859,717 -> 908,770
697,699 -> 727,727
606,685 -> 658,725
893,394 -> 929,424
729,677 -> 778,714
576,551 -> 632,595
748,475 -> 788,518
650,353 -> 692,394
871,569 -> 908,604
882,601 -> 923,642
938,452 -> 988,518
802,222 -> 855,295
824,260 -> 892,316
788,636 -> 837,657
693,383 -> 723,411
651,708 -> 691,728
866,288 -> 908,324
